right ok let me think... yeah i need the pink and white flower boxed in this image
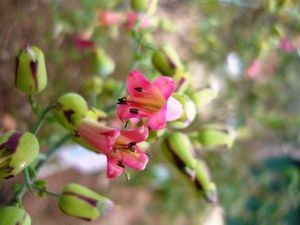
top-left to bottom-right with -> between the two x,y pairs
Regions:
77,118 -> 149,179
117,70 -> 181,130
125,11 -> 149,29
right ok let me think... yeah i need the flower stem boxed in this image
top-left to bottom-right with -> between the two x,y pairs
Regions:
35,133 -> 71,171
32,184 -> 61,198
30,104 -> 56,135
28,94 -> 40,115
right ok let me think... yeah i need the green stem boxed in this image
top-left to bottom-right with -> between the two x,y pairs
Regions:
32,184 -> 61,198
35,133 -> 71,170
28,94 -> 39,115
30,104 -> 56,135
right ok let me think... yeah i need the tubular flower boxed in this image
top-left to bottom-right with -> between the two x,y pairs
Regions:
97,10 -> 123,27
117,70 -> 176,130
77,118 -> 149,179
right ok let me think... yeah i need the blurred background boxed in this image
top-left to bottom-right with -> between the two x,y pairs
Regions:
0,0 -> 300,224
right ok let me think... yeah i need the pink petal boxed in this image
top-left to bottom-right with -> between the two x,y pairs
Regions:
122,146 -> 149,171
166,96 -> 183,121
119,125 -> 149,143
117,104 -> 144,121
148,106 -> 167,130
106,157 -> 124,179
152,76 -> 175,100
78,119 -> 120,154
126,70 -> 160,97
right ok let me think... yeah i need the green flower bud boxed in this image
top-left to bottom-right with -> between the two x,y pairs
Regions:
147,129 -> 166,142
130,0 -> 148,12
152,45 -> 184,76
15,45 -> 47,94
82,77 -> 103,97
53,93 -> 89,131
92,47 -> 115,77
173,71 -> 191,93
161,132 -> 196,174
194,160 -> 218,204
0,131 -> 39,179
169,94 -> 196,129
59,183 -> 114,221
86,107 -> 107,122
0,206 -> 31,225
186,87 -> 218,109
190,124 -> 236,148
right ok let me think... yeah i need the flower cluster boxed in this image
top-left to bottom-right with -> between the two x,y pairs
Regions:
54,70 -> 183,179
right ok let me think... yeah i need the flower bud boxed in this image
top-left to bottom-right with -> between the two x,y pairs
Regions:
82,77 -> 103,97
190,124 -> 236,148
53,93 -> 89,131
86,107 -> 107,122
147,129 -> 166,142
194,160 -> 218,204
0,206 -> 31,225
130,0 -> 148,12
169,94 -> 196,129
186,87 -> 218,109
0,131 -> 39,179
15,45 -> 47,94
58,183 -> 114,221
161,132 -> 196,175
92,47 -> 115,77
152,45 -> 184,76
103,78 -> 122,94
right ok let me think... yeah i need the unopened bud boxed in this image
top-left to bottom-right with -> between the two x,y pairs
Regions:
92,47 -> 115,77
152,45 -> 184,76
194,160 -> 218,204
0,131 -> 39,179
15,45 -> 47,94
58,183 -> 114,221
190,124 -> 236,148
186,87 -> 218,109
53,93 -> 89,131
169,94 -> 196,129
147,129 -> 166,142
0,206 -> 31,225
82,77 -> 103,97
130,0 -> 148,12
161,132 -> 196,174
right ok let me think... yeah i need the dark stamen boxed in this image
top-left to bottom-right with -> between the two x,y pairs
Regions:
117,161 -> 125,168
130,108 -> 139,114
145,152 -> 151,157
117,97 -> 127,105
128,142 -> 136,152
128,142 -> 136,147
124,120 -> 129,128
134,87 -> 143,92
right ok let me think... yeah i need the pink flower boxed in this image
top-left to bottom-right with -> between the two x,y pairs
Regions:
280,37 -> 294,52
246,60 -> 263,80
74,35 -> 96,50
97,10 -> 123,27
125,11 -> 149,29
77,118 -> 149,179
117,70 -> 177,130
